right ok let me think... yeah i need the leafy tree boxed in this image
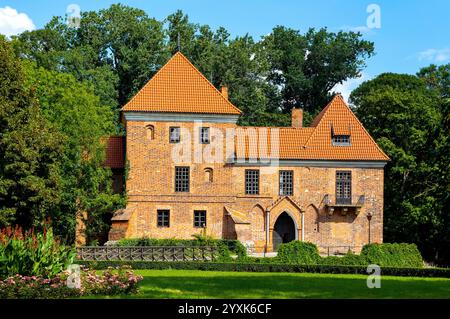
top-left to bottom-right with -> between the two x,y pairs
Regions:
22,62 -> 125,243
350,72 -> 449,264
261,26 -> 374,121
0,36 -> 65,228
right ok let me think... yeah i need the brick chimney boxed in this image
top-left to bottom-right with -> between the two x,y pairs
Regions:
291,108 -> 303,128
221,86 -> 228,100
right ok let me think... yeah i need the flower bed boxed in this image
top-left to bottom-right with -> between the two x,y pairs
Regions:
0,266 -> 143,299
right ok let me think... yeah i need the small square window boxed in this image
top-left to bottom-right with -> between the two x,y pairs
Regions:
200,127 -> 210,144
169,127 -> 180,143
332,135 -> 351,146
194,210 -> 206,228
157,210 -> 170,227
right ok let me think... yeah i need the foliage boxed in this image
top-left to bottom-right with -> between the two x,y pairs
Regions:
220,240 -> 247,258
350,69 -> 449,265
0,225 -> 75,278
260,26 -> 374,118
21,62 -> 125,243
276,241 -> 321,264
80,265 -> 142,296
0,273 -> 80,299
12,5 -> 374,127
0,35 -> 65,228
78,260 -> 450,279
361,243 -> 423,268
321,252 -> 368,266
0,265 -> 143,298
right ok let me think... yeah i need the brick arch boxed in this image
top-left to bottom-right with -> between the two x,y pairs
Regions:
305,204 -> 320,232
304,204 -> 322,244
250,204 -> 265,241
146,124 -> 155,140
267,197 -> 303,230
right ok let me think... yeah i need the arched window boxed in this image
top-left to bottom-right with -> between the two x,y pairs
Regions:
146,125 -> 155,140
204,168 -> 213,183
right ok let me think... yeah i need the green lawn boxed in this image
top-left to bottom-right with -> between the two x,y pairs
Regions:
98,269 -> 450,299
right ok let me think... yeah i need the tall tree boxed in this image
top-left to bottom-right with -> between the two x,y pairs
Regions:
350,72 -> 448,264
22,61 -> 124,242
262,26 -> 374,120
0,36 -> 64,228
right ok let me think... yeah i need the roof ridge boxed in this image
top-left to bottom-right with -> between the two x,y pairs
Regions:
122,53 -> 178,111
122,52 -> 242,115
304,95 -> 340,146
304,95 -> 389,160
174,52 -> 242,115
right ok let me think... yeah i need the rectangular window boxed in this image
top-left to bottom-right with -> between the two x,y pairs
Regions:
169,127 -> 180,143
332,135 -> 351,146
194,210 -> 206,228
279,170 -> 293,196
200,127 -> 210,144
245,169 -> 260,195
157,210 -> 170,227
175,166 -> 190,192
336,171 -> 352,204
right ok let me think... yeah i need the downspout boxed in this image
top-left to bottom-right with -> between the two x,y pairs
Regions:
301,212 -> 305,242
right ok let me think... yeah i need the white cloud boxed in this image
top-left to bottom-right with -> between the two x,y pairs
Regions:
0,6 -> 35,37
331,72 -> 369,103
418,48 -> 450,63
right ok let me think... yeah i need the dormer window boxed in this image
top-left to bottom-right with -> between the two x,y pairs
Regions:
332,135 -> 351,146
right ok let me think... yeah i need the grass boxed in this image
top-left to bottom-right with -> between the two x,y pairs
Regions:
96,269 -> 450,299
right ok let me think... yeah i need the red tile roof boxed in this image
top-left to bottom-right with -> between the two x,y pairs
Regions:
122,52 -> 242,115
236,95 -> 389,161
105,136 -> 125,168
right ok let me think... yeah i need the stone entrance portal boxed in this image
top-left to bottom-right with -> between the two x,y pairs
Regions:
273,212 -> 296,251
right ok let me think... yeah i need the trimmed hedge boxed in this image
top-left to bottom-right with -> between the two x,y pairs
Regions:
321,253 -> 367,266
77,260 -> 450,278
275,241 -> 424,268
362,243 -> 423,268
277,241 -> 321,264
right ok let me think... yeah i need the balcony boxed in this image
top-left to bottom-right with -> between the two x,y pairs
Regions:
323,194 -> 365,216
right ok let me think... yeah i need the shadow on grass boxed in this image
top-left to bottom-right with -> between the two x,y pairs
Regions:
107,271 -> 450,299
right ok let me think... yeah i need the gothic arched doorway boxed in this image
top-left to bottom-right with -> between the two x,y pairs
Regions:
273,212 -> 296,251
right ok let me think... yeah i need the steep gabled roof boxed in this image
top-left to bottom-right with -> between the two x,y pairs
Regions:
235,95 -> 389,161
302,94 -> 389,161
122,52 -> 242,115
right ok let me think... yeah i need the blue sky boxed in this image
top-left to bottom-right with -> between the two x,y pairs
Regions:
1,0 -> 449,98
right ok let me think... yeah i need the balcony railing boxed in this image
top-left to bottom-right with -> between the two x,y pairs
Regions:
324,194 -> 365,215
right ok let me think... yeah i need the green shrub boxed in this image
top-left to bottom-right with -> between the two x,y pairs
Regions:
78,260 -> 450,278
0,225 -> 75,278
276,241 -> 321,264
0,266 -> 143,298
220,240 -> 247,258
361,243 -> 423,268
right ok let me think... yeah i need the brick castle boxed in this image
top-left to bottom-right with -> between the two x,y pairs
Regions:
105,52 -> 389,253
